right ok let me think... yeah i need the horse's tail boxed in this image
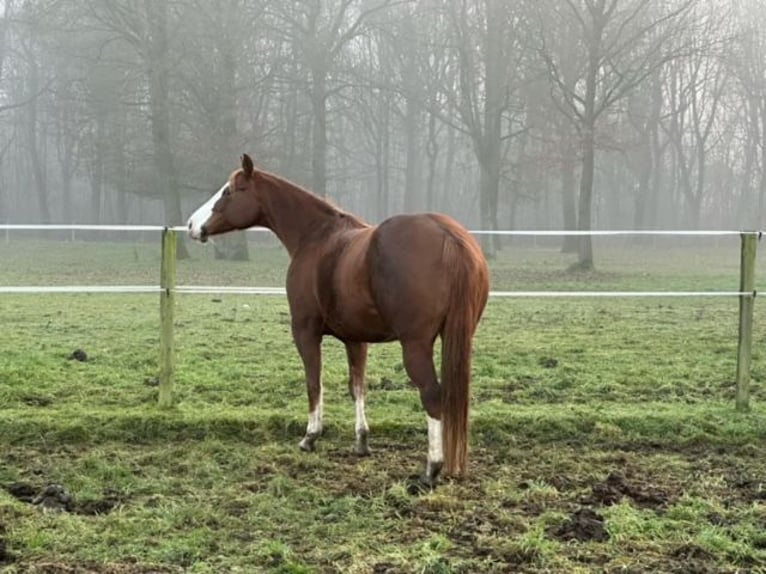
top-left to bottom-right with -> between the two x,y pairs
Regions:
440,231 -> 489,476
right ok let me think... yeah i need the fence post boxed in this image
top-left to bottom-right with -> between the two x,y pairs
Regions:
159,227 -> 177,408
736,232 -> 757,412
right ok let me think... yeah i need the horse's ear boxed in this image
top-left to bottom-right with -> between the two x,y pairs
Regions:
241,154 -> 254,178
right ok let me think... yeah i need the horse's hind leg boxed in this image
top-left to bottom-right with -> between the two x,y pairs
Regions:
293,323 -> 323,452
346,342 -> 370,456
401,339 -> 442,487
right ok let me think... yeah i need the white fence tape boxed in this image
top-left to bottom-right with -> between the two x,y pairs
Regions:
0,224 -> 762,236
0,286 -> 754,298
0,225 -> 760,298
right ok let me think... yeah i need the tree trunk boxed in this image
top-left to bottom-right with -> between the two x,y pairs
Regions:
576,124 -> 595,270
144,0 -> 188,258
737,96 -> 758,228
57,110 -> 75,224
213,8 -> 249,262
478,0 -> 503,258
443,124 -> 457,214
561,157 -> 578,252
574,9 -> 603,271
477,140 -> 501,258
425,111 -> 438,212
692,143 -> 706,229
310,68 -> 328,198
26,54 -> 50,223
403,52 -> 422,213
632,129 -> 651,236
376,92 -> 390,221
759,99 -> 766,228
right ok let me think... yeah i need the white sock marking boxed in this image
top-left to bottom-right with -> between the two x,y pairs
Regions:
187,182 -> 227,240
355,396 -> 369,436
427,416 -> 443,465
306,389 -> 323,435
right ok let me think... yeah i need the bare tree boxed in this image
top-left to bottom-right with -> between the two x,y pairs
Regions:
267,0 -> 394,198
730,0 -> 766,228
662,9 -> 730,228
444,0 -> 527,256
539,0 -> 694,269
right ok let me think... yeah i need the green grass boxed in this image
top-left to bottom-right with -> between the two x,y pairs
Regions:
2,237 -> 766,572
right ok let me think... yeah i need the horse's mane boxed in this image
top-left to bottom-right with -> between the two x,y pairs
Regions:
255,169 -> 368,228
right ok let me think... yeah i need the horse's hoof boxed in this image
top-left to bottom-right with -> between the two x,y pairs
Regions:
299,434 -> 318,452
354,430 -> 371,456
420,461 -> 443,489
417,473 -> 438,491
354,443 -> 371,457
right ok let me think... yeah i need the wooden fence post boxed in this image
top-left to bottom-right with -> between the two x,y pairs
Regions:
159,227 -> 177,407
736,232 -> 758,412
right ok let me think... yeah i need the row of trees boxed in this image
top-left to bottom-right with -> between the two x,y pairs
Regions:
1,0 -> 765,267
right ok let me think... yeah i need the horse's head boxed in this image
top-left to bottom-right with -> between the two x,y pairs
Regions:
187,154 -> 265,242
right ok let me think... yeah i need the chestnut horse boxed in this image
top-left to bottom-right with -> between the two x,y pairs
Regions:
187,154 -> 489,485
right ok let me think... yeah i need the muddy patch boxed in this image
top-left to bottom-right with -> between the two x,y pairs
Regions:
371,562 -> 401,574
68,349 -> 89,362
728,473 -> 766,503
13,561 -> 180,573
5,483 -> 122,515
586,470 -> 673,509
0,523 -> 13,565
668,544 -> 719,574
21,395 -> 53,407
549,507 -> 609,542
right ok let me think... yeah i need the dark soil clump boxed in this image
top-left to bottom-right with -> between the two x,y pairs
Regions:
5,482 -> 121,515
76,497 -> 121,516
69,349 -> 89,362
6,482 -> 37,503
669,544 -> 718,573
0,523 -> 13,565
549,507 -> 609,542
32,484 -> 74,512
587,470 -> 671,509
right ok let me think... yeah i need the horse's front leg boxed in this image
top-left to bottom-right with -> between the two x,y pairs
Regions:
293,324 -> 323,452
346,342 -> 370,456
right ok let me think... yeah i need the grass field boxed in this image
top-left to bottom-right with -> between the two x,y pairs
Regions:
2,235 -> 766,573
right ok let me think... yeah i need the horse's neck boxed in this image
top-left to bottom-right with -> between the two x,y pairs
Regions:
260,175 -> 356,256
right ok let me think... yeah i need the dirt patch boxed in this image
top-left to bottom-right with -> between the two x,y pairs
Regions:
0,539 -> 11,564
15,561 -> 180,573
68,349 -> 89,362
0,523 -> 13,565
539,357 -> 559,369
728,473 -> 766,503
21,395 -> 53,407
586,470 -> 673,509
5,483 -> 122,515
668,544 -> 719,574
549,507 -> 609,542
6,482 -> 37,503
76,497 -> 122,516
372,563 -> 400,574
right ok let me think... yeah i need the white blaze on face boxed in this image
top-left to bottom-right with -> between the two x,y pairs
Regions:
187,182 -> 227,240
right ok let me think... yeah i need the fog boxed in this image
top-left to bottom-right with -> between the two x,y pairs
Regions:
0,0 -> 764,266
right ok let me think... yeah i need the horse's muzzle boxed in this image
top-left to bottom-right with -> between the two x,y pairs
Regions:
187,221 -> 208,243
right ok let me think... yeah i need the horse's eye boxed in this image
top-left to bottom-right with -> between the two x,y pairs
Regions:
222,188 -> 231,197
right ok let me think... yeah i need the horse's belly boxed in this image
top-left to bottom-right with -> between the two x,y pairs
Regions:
323,292 -> 394,342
